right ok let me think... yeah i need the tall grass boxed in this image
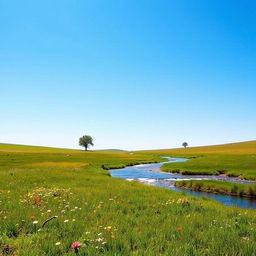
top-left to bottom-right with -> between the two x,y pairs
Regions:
175,180 -> 256,197
0,143 -> 255,255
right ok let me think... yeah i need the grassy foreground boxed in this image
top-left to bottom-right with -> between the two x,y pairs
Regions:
175,180 -> 256,198
0,143 -> 256,255
141,141 -> 256,180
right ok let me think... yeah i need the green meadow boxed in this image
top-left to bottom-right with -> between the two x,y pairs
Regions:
0,142 -> 256,255
141,141 -> 256,180
175,180 -> 256,198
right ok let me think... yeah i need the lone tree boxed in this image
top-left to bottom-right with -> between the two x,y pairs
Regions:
182,142 -> 188,148
79,135 -> 94,151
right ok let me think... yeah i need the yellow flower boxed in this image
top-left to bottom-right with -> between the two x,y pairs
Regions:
55,242 -> 61,246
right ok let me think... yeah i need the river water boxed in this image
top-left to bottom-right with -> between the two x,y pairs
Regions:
110,157 -> 256,209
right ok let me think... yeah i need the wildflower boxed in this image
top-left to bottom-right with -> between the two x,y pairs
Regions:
175,227 -> 182,231
177,198 -> 190,204
72,219 -> 76,222
242,236 -> 250,241
107,226 -> 112,231
64,219 -> 69,223
96,238 -> 104,242
111,234 -> 115,239
71,241 -> 80,253
30,216 -> 36,219
47,210 -> 52,213
33,221 -> 38,225
36,199 -> 42,205
55,242 -> 61,246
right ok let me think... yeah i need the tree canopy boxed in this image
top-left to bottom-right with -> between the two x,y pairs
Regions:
182,142 -> 188,148
79,135 -> 94,151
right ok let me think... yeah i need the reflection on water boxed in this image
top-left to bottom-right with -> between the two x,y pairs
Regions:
110,157 -> 256,209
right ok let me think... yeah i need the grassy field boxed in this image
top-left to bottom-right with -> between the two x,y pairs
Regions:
0,143 -> 256,255
140,141 -> 256,180
175,180 -> 256,198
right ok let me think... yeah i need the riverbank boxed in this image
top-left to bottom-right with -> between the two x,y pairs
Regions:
175,180 -> 256,198
110,157 -> 256,209
101,160 -> 160,170
138,141 -> 256,180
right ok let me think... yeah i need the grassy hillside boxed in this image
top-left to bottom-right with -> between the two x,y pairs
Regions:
141,140 -> 256,155
175,180 -> 256,197
0,143 -> 256,255
140,141 -> 256,180
0,143 -> 78,153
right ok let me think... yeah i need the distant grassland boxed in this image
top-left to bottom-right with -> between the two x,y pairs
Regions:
140,140 -> 256,155
0,143 -> 78,153
140,141 -> 256,180
175,180 -> 256,197
0,142 -> 256,255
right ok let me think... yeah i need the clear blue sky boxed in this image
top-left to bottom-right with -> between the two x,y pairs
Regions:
1,0 -> 255,150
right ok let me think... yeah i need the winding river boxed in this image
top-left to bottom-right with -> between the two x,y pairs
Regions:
110,157 -> 256,209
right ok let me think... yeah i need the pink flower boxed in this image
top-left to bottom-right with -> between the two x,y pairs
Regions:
71,241 -> 81,250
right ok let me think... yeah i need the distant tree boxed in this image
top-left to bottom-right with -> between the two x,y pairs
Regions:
79,135 -> 94,151
182,142 -> 188,148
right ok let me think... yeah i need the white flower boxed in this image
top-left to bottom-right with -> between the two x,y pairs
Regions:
64,219 -> 69,223
33,221 -> 38,225
55,242 -> 61,246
